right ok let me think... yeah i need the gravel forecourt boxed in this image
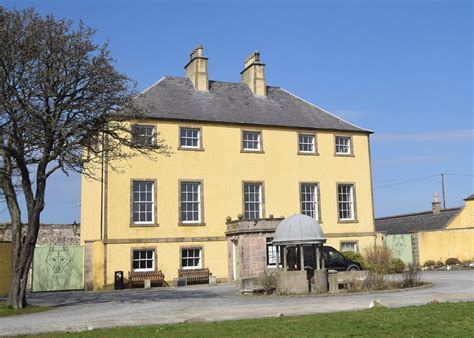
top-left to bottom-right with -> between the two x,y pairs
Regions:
0,270 -> 473,336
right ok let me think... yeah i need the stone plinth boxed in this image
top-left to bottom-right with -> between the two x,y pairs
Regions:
275,270 -> 308,295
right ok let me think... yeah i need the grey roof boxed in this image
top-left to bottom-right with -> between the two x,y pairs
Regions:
374,208 -> 461,235
273,214 -> 327,245
464,194 -> 474,201
134,77 -> 371,133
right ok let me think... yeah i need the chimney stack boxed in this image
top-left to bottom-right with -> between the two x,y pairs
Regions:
432,192 -> 441,214
184,45 -> 209,92
240,51 -> 266,96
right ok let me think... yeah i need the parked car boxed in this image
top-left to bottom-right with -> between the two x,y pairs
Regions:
322,246 -> 362,271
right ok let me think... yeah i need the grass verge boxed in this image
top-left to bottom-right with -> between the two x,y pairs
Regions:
0,302 -> 50,317
39,301 -> 473,337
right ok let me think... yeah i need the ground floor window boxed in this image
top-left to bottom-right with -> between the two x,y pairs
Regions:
132,249 -> 155,272
340,241 -> 358,252
181,248 -> 202,269
266,238 -> 283,267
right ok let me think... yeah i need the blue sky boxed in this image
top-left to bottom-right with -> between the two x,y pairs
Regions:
0,0 -> 472,223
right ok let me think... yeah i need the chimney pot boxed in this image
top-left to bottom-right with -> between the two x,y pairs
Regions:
432,192 -> 441,214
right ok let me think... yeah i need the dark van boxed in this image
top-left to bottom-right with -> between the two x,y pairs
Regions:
322,246 -> 362,271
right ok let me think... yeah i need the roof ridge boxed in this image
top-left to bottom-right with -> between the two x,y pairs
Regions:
375,207 -> 462,220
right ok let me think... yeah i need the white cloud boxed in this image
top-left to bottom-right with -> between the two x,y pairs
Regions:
373,129 -> 474,142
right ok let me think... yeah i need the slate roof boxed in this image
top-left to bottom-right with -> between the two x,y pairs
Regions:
134,77 -> 371,133
374,208 -> 461,235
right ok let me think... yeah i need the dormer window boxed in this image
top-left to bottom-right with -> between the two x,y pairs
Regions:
132,125 -> 155,147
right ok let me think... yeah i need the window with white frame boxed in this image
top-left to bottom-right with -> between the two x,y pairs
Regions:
300,183 -> 319,220
242,131 -> 261,151
132,249 -> 155,271
335,136 -> 351,155
132,181 -> 154,224
132,125 -> 155,147
243,183 -> 262,219
180,182 -> 201,223
340,241 -> 358,252
180,127 -> 200,148
266,238 -> 283,267
181,248 -> 202,269
338,184 -> 355,220
298,134 -> 316,153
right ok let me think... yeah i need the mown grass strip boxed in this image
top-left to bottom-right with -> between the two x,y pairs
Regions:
39,302 -> 473,337
0,302 -> 50,317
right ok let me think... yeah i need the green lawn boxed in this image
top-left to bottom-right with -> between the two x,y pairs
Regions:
40,302 -> 473,337
0,303 -> 50,317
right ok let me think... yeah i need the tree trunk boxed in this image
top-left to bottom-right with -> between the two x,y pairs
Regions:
6,247 -> 33,309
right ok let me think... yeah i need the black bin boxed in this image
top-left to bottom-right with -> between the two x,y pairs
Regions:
114,271 -> 124,290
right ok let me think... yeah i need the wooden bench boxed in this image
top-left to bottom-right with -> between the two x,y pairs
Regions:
178,268 -> 211,285
128,271 -> 166,288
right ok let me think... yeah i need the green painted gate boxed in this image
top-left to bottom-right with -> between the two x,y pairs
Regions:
385,234 -> 413,264
32,245 -> 84,292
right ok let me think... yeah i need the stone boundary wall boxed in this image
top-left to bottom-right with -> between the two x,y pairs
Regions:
0,223 -> 80,245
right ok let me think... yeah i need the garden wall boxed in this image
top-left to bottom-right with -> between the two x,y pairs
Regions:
416,227 -> 474,264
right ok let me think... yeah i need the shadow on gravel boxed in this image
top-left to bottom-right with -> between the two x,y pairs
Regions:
0,285 -> 236,308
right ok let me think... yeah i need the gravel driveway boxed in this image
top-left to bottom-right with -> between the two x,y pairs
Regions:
1,270 -> 473,336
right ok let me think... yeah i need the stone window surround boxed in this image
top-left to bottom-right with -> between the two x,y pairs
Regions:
129,179 -> 159,227
178,179 -> 206,226
340,240 -> 359,253
334,134 -> 354,157
241,129 -> 264,153
178,125 -> 204,151
130,246 -> 158,272
242,181 -> 266,220
297,131 -> 319,156
180,245 -> 204,270
336,182 -> 359,223
299,181 -> 322,223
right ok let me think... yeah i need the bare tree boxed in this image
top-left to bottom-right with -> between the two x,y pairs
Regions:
0,7 -> 170,309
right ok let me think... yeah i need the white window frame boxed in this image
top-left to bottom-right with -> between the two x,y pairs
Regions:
338,184 -> 355,221
243,183 -> 262,219
132,125 -> 155,147
242,131 -> 261,151
132,249 -> 155,272
300,183 -> 319,220
340,241 -> 358,252
132,181 -> 155,224
180,127 -> 201,149
335,136 -> 351,155
181,248 -> 202,270
298,134 -> 316,153
266,238 -> 283,268
180,182 -> 202,224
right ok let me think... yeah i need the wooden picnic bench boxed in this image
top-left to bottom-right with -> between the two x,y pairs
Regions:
128,271 -> 166,288
178,268 -> 211,285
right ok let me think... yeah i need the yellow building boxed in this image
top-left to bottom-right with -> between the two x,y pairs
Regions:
81,46 -> 376,289
376,194 -> 474,265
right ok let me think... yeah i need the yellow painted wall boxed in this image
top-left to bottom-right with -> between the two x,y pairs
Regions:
326,235 -> 377,253
0,241 -> 12,296
91,241 -> 105,290
446,199 -> 474,229
81,120 -> 375,285
105,241 -> 227,285
417,228 -> 474,264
